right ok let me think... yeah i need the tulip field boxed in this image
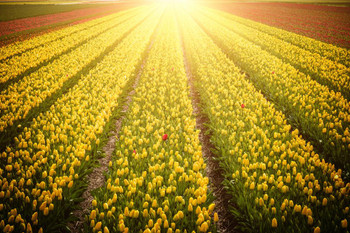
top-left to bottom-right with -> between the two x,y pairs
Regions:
0,2 -> 350,233
206,2 -> 350,48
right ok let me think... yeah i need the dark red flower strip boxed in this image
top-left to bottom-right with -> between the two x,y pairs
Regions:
0,3 -> 138,47
0,4 -> 121,37
207,2 -> 350,48
0,10 -> 111,47
220,3 -> 350,30
242,10 -> 350,47
246,8 -> 350,33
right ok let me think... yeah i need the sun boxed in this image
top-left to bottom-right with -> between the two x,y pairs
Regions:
156,0 -> 192,4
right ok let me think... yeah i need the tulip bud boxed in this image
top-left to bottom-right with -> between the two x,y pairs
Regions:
95,221 -> 102,231
92,200 -> 97,207
214,212 -> 219,222
272,218 -> 277,228
314,227 -> 320,233
341,219 -> 348,228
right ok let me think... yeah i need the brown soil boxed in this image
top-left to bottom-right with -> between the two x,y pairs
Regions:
68,121 -> 120,232
180,34 -> 238,233
68,24 -> 158,232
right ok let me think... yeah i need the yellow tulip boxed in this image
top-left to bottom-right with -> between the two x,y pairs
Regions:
308,216 -> 313,225
314,227 -> 321,233
214,213 -> 219,222
322,198 -> 327,206
272,218 -> 277,228
341,219 -> 348,228
95,222 -> 102,231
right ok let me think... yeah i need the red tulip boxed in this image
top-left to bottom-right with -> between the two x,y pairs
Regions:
241,104 -> 245,108
272,71 -> 275,74
162,134 -> 168,141
133,150 -> 136,154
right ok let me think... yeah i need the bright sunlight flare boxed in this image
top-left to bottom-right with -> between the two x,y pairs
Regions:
0,0 -> 349,233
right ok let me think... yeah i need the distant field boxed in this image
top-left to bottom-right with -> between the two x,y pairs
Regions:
1,2 -> 350,233
197,0 -> 350,3
203,1 -> 350,48
0,1 -> 142,47
0,3 -> 105,21
195,0 -> 350,7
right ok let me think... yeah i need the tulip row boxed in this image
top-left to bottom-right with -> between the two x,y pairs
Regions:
0,7 -> 144,85
190,9 -> 350,174
198,8 -> 350,99
0,6 -> 143,62
89,9 -> 217,233
0,7 -> 161,233
178,8 -> 350,233
0,7 -> 153,136
202,7 -> 350,68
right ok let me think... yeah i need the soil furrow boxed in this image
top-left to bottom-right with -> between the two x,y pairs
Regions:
69,21 -> 160,233
179,26 -> 238,233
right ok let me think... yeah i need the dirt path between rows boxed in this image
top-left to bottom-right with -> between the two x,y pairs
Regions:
180,36 -> 238,233
68,35 -> 157,233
